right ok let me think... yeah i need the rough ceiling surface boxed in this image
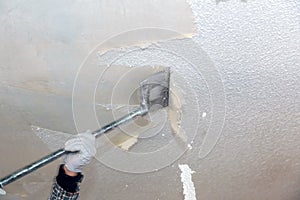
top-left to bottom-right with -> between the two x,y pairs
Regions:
0,0 -> 300,200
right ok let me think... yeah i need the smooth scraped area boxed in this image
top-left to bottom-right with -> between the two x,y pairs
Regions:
0,0 -> 196,95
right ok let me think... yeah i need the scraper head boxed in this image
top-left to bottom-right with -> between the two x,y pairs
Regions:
140,68 -> 170,112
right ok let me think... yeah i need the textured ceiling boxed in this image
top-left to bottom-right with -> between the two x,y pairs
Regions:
0,0 -> 300,199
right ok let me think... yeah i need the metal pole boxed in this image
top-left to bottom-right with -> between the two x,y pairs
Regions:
0,107 -> 147,190
0,148 -> 65,188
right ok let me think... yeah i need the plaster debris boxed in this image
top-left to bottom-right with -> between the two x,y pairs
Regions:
202,112 -> 207,118
168,80 -> 187,142
117,136 -> 138,151
96,104 -> 128,111
31,125 -> 72,151
108,130 -> 140,151
179,164 -> 197,200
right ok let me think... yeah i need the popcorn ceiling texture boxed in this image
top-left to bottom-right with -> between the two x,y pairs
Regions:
186,1 -> 300,199
0,0 -> 300,200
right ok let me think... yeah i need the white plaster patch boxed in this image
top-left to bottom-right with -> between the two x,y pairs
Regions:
0,187 -> 6,195
179,164 -> 197,200
31,125 -> 72,151
118,137 -> 138,151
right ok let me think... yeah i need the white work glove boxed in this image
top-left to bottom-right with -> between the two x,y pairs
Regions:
63,130 -> 96,173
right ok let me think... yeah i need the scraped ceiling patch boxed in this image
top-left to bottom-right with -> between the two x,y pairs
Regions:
0,0 -> 196,94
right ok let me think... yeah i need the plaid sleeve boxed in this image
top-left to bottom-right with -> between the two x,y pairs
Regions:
49,182 -> 80,200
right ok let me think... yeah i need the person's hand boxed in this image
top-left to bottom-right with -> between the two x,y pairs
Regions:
63,130 -> 96,173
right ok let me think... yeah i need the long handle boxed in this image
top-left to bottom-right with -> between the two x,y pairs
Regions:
0,107 -> 147,188
0,148 -> 66,188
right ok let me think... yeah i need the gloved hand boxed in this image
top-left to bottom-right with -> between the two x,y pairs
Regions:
63,130 -> 96,173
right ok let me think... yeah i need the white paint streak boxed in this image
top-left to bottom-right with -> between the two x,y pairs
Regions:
179,164 -> 197,200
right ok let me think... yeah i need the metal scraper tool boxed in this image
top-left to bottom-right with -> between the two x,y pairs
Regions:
0,68 -> 170,194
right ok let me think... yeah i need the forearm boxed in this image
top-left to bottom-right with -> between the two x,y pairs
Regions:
63,165 -> 78,177
49,165 -> 83,200
49,131 -> 95,199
